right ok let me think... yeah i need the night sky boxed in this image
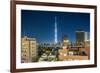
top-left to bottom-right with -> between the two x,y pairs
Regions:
21,10 -> 90,43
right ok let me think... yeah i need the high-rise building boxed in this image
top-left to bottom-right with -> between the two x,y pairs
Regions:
84,32 -> 90,46
21,36 -> 37,63
84,32 -> 90,41
54,16 -> 58,44
76,30 -> 90,45
76,31 -> 90,59
76,31 -> 85,45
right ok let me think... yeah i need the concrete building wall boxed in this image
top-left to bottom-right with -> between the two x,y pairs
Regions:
21,37 -> 30,63
21,36 -> 37,63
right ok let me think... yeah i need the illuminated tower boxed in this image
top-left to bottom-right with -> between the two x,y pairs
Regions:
55,17 -> 58,44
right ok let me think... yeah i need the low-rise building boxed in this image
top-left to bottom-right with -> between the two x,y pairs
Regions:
58,45 -> 89,61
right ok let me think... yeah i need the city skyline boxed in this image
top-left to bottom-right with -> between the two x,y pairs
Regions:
21,10 -> 90,43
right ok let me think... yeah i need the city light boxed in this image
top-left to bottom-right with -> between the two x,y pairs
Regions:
55,16 -> 58,44
21,10 -> 90,63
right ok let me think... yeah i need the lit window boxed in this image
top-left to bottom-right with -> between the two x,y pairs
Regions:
64,53 -> 67,56
63,40 -> 69,43
69,51 -> 73,55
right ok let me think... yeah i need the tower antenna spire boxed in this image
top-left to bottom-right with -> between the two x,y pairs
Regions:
55,16 -> 57,44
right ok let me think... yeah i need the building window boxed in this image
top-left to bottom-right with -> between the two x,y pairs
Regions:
63,53 -> 67,56
68,51 -> 74,55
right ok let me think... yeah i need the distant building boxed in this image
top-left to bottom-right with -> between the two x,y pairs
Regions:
75,30 -> 90,59
76,31 -> 85,45
76,31 -> 90,45
84,32 -> 90,42
84,32 -> 90,47
21,36 -> 37,63
62,35 -> 69,47
84,32 -> 90,59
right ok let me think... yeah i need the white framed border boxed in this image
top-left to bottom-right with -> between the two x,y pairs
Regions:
16,4 -> 95,69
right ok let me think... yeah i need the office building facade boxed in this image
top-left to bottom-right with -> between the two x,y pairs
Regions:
76,31 -> 90,45
76,31 -> 85,45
